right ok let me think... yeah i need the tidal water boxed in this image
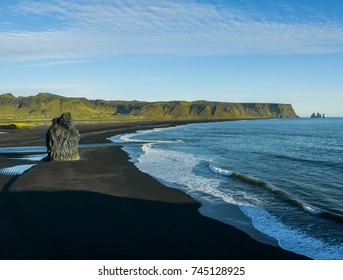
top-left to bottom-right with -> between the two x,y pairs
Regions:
109,118 -> 343,259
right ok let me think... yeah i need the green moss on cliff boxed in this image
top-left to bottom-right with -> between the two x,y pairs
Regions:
0,93 -> 298,121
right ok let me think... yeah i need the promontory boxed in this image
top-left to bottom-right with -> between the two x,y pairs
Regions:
0,93 -> 298,122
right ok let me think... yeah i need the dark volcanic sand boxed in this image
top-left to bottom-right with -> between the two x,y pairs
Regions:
0,121 -> 308,259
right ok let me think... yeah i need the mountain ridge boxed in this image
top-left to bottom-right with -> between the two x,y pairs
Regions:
0,93 -> 298,121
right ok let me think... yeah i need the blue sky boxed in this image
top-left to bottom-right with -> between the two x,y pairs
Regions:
1,0 -> 343,117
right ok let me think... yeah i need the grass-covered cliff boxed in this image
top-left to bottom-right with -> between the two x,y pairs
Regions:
0,93 -> 297,122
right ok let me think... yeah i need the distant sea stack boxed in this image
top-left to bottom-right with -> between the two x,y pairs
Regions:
311,112 -> 325,118
46,112 -> 80,162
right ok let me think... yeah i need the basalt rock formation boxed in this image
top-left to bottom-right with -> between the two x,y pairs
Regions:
311,112 -> 324,118
46,112 -> 80,162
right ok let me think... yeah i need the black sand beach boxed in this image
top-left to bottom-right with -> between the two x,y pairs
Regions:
0,121 -> 308,259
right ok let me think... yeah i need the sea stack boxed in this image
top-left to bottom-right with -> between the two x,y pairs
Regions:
311,112 -> 324,118
46,112 -> 80,162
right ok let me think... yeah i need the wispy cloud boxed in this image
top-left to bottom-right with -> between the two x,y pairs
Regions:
1,0 -> 343,61
30,59 -> 94,67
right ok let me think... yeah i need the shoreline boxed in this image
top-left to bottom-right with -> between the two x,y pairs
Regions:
0,121 -> 308,259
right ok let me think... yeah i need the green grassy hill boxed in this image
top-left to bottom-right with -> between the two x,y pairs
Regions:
0,93 -> 298,122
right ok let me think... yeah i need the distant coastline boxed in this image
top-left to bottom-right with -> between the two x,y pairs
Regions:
0,92 -> 298,123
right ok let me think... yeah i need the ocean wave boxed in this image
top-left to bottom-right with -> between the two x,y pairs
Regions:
136,144 -> 241,206
240,206 -> 343,260
208,164 -> 233,176
209,163 -> 280,190
302,204 -> 322,215
208,163 -> 325,217
131,145 -> 343,259
108,128 -> 184,144
274,153 -> 341,169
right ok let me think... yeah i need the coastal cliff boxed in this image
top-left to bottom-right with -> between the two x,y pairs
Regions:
0,93 -> 298,121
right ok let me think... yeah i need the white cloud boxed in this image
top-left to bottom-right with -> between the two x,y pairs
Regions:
1,0 -> 343,61
30,59 -> 94,67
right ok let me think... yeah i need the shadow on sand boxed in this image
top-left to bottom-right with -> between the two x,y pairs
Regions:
0,190 -> 307,260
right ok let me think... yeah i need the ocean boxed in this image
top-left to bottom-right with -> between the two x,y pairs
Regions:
109,118 -> 343,260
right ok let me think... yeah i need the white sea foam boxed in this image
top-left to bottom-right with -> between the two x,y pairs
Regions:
108,126 -> 185,144
108,127 -> 156,143
110,133 -> 178,144
136,144 -> 261,208
136,144 -> 237,205
302,204 -> 322,215
240,206 -> 343,259
0,164 -> 37,176
208,164 -> 233,176
13,154 -> 47,161
0,146 -> 46,153
132,142 -> 343,260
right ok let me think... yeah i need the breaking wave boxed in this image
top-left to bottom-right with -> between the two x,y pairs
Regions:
208,163 -> 326,216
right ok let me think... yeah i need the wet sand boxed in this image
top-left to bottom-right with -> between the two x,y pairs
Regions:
0,121 -> 308,259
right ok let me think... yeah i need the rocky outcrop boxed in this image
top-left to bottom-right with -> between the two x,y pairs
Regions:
46,113 -> 80,162
0,124 -> 17,129
311,112 -> 324,118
